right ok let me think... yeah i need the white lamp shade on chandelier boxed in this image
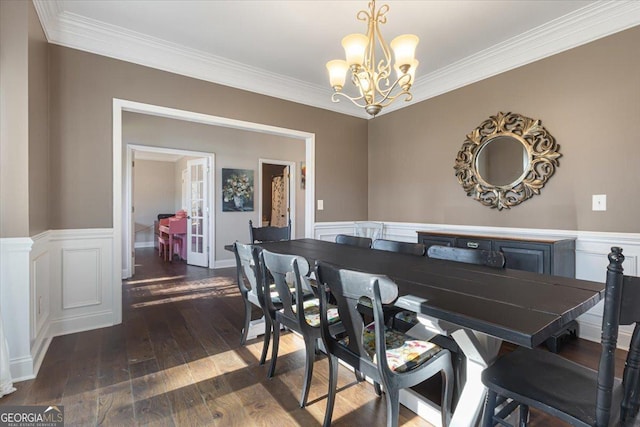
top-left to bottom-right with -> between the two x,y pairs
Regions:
326,1 -> 419,117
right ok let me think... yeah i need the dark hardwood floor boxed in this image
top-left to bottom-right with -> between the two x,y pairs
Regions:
0,247 -> 629,426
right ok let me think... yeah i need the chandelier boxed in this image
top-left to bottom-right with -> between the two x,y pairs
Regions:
326,1 -> 419,117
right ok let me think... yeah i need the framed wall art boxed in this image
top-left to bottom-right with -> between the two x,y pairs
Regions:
222,168 -> 254,212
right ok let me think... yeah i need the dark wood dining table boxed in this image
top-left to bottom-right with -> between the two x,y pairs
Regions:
256,238 -> 605,426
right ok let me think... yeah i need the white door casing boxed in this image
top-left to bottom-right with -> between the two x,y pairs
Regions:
123,143 -> 215,278
258,159 -> 296,237
115,99 -> 315,290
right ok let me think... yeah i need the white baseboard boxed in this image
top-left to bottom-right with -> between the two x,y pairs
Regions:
8,356 -> 36,382
134,241 -> 155,249
30,336 -> 51,379
48,310 -> 115,338
214,259 -> 236,269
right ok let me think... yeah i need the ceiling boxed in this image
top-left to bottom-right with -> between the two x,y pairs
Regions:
33,0 -> 640,118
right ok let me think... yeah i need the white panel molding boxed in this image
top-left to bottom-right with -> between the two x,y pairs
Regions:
48,228 -> 116,337
61,247 -> 102,309
0,237 -> 34,380
31,235 -> 51,338
313,221 -> 358,242
29,231 -> 52,377
314,221 -> 640,349
32,1 -> 640,119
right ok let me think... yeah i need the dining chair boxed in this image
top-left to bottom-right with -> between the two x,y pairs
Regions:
359,239 -> 425,327
481,247 -> 640,427
233,242 -> 275,365
249,219 -> 291,243
372,239 -> 426,256
259,249 -> 342,408
392,245 -> 506,400
335,234 -> 372,248
316,261 -> 454,427
355,221 -> 384,241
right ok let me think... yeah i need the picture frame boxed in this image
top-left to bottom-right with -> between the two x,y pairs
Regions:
222,168 -> 254,212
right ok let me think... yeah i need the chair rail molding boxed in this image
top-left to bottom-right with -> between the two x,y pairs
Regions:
314,221 -> 640,349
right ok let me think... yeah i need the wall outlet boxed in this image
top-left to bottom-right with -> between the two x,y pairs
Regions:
317,200 -> 324,211
592,194 -> 606,211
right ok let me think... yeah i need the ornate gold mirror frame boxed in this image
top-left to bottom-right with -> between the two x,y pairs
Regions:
454,112 -> 561,210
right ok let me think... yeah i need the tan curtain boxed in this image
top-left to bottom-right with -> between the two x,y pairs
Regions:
0,311 -> 16,398
270,176 -> 287,227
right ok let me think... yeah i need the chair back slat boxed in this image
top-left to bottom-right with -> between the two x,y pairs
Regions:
621,323 -> 640,420
234,242 -> 258,297
372,239 -> 426,256
316,261 -> 397,360
335,234 -> 372,248
427,245 -> 505,268
249,219 -> 291,243
261,249 -> 310,324
620,275 -> 640,325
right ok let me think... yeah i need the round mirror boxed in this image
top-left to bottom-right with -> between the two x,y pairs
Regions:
454,112 -> 561,210
475,135 -> 529,187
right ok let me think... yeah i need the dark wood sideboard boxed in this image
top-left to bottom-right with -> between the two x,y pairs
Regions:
417,231 -> 576,278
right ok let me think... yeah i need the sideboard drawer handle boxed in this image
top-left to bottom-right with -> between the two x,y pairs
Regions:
467,242 -> 479,249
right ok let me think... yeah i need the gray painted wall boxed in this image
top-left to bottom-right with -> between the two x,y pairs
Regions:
368,26 -> 640,233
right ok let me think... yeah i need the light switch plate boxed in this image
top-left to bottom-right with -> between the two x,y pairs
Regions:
592,194 -> 606,211
317,199 -> 324,211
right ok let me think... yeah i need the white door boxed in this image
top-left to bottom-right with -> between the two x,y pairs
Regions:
187,158 -> 209,267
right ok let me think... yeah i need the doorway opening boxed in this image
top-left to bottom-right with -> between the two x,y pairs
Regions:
258,159 -> 296,235
113,99 -> 316,324
126,144 -> 214,276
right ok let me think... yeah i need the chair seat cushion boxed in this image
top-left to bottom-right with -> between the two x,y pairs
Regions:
358,296 -> 372,308
482,347 -> 624,426
250,283 -> 313,305
290,298 -> 340,327
394,310 -> 418,324
361,323 -> 442,373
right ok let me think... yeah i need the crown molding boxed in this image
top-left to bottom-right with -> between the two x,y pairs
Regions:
33,1 -> 640,120
382,1 -> 640,116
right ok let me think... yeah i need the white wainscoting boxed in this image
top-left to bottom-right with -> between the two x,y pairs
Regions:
48,229 -> 116,337
30,232 -> 52,379
314,221 -> 640,350
0,237 -> 34,381
3,222 -> 637,382
1,229 -> 118,380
